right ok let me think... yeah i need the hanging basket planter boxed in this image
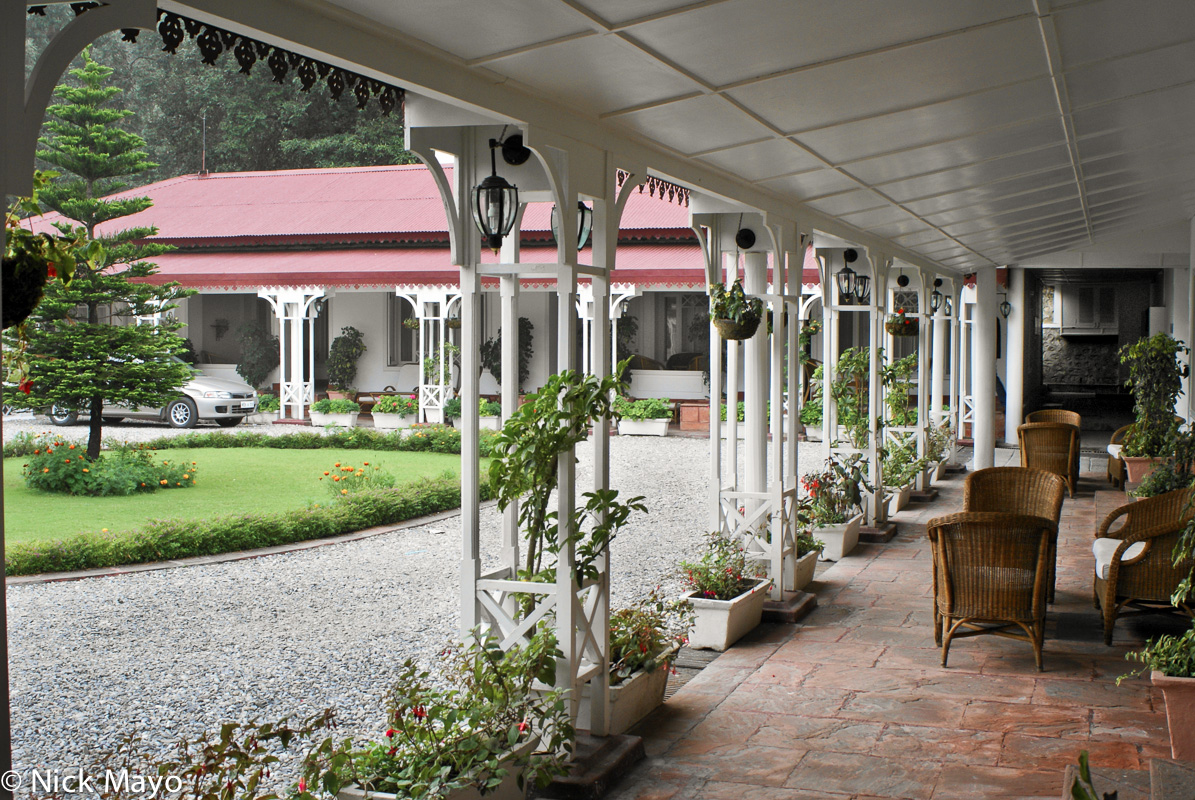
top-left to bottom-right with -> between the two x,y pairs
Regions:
401,317 -> 420,330
713,316 -> 761,340
884,313 -> 919,337
2,254 -> 51,330
445,316 -> 462,329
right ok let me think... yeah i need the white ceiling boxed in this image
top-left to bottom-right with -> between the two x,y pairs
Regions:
183,0 -> 1195,271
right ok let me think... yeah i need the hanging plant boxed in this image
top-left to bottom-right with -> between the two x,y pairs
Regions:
884,308 -> 919,337
401,316 -> 420,331
445,316 -> 462,329
709,280 -> 763,340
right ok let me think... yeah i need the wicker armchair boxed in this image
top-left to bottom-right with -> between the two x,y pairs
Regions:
964,467 -> 1067,602
1093,487 -> 1195,645
927,512 -> 1055,671
1106,424 -> 1131,488
1025,409 -> 1082,428
1018,422 -> 1080,497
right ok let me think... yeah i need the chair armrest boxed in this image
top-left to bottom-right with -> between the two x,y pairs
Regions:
1096,503 -> 1133,539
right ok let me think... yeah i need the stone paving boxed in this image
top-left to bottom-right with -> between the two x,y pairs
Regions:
610,463 -> 1185,800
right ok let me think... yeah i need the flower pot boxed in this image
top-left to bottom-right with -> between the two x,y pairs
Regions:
309,411 -> 358,428
792,550 -> 819,591
712,317 -> 761,340
325,390 -> 352,401
479,415 -> 501,431
884,318 -> 919,337
424,407 -> 445,425
815,513 -> 863,561
337,739 -> 535,800
934,461 -> 947,481
1152,671 -> 1195,760
372,412 -> 413,430
893,483 -> 912,512
805,425 -> 823,442
575,662 -> 672,735
684,577 -> 772,651
617,418 -> 670,436
1123,456 -> 1164,483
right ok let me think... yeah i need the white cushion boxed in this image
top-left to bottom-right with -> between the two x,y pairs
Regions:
1092,538 -> 1147,580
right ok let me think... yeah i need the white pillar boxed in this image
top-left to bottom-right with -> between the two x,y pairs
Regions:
865,253 -> 887,525
258,288 -> 323,419
973,268 -> 998,469
499,222 -> 521,577
931,291 -> 946,426
725,253 -> 741,488
744,251 -> 768,495
1004,268 -> 1026,443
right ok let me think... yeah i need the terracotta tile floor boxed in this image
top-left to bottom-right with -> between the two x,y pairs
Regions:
611,465 -> 1188,800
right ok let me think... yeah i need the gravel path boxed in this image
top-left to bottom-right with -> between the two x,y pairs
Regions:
4,414 -> 832,788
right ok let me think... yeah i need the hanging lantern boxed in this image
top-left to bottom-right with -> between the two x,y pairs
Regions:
835,266 -> 856,301
853,273 -> 871,303
929,277 -> 944,313
945,296 -> 953,316
1000,299 -> 1012,319
550,201 -> 593,249
471,138 -> 519,253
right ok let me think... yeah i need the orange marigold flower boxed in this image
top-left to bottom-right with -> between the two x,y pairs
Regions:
323,471 -> 330,476
43,468 -> 49,473
82,468 -> 89,473
334,462 -> 341,467
333,476 -> 340,482
68,444 -> 75,450
160,479 -> 168,485
341,489 -> 348,495
363,461 -> 369,466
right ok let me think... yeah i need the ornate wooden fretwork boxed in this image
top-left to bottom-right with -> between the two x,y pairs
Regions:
616,169 -> 689,207
28,3 -> 405,116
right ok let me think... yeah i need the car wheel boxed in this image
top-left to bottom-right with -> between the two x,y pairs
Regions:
166,398 -> 198,428
215,417 -> 242,428
48,405 -> 78,425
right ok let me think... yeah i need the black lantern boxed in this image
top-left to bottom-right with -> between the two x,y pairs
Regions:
1000,299 -> 1012,319
471,138 -> 519,253
835,265 -> 856,302
929,277 -> 944,313
550,201 -> 593,249
853,273 -> 871,303
945,297 -> 953,316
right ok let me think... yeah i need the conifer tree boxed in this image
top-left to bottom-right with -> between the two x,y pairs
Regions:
9,48 -> 193,459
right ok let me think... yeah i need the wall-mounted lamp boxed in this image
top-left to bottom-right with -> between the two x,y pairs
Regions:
551,201 -> 593,249
854,273 -> 871,303
835,248 -> 859,303
1000,299 -> 1012,319
471,137 -> 520,253
929,277 -> 944,313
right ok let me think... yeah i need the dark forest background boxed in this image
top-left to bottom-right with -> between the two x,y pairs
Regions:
25,6 -> 418,189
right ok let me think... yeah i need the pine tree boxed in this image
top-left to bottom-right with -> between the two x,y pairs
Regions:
11,48 -> 193,460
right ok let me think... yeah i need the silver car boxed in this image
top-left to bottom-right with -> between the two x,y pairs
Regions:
48,373 -> 259,429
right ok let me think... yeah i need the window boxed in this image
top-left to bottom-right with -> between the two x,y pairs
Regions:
388,295 -> 416,366
663,293 -> 707,366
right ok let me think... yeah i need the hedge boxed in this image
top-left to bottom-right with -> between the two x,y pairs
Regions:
5,473 -> 494,577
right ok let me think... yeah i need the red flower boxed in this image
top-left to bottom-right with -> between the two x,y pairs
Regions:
517,720 -> 529,733
298,779 -> 307,793
17,380 -> 32,395
386,728 -> 396,737
46,264 -> 57,278
413,705 -> 426,720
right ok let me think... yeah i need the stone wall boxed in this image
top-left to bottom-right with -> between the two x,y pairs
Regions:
1041,329 -> 1119,385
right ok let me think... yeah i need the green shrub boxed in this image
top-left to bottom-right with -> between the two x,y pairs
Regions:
372,394 -> 417,416
21,437 -> 197,496
614,396 -> 672,421
5,473 -> 493,576
257,392 -> 280,413
480,400 -> 502,416
310,398 -> 361,414
444,396 -> 462,419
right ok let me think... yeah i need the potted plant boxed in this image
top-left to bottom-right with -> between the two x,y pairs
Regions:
248,391 -> 281,424
792,530 -> 825,592
479,399 -> 502,430
372,394 -> 418,430
235,321 -> 279,391
882,435 -> 926,511
708,280 -> 763,340
613,396 -> 672,436
925,420 -> 955,481
1119,333 -> 1189,482
479,317 -> 535,394
830,347 -> 871,449
679,531 -> 772,651
800,365 -> 825,441
572,589 -> 692,735
327,326 -> 367,398
443,395 -> 463,424
320,630 -> 574,800
884,308 -> 918,337
802,453 -> 870,561
310,397 -> 361,428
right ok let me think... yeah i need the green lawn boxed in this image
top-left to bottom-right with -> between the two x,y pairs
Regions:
4,448 -> 463,544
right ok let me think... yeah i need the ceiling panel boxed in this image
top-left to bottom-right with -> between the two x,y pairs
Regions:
868,218 -> 945,240
1053,0 -> 1195,66
836,204 -> 920,230
696,139 -> 825,182
871,145 -> 1073,202
726,17 -> 1046,134
899,167 -> 1076,217
1064,39 -> 1195,109
802,188 -> 888,217
757,170 -> 863,202
622,0 -> 1029,87
484,36 -> 701,116
572,0 -> 709,26
921,184 -> 1081,228
612,95 -> 775,155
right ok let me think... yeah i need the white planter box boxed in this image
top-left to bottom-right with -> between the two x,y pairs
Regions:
893,483 -> 912,512
423,408 -> 445,425
805,425 -> 823,442
337,739 -> 534,800
575,662 -> 671,735
372,412 -> 413,430
309,411 -> 358,428
684,578 -> 771,651
816,513 -> 863,561
618,418 -> 670,436
479,415 -> 501,431
792,550 -> 819,591
244,411 -> 278,425
934,461 -> 948,481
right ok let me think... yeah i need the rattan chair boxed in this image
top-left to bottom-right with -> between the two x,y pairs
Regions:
1018,422 -> 1080,497
1106,424 -> 1131,488
964,467 -> 1067,602
1093,487 -> 1195,645
927,512 -> 1055,671
1025,409 -> 1082,428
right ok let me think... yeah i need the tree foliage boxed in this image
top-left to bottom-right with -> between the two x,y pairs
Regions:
6,49 -> 193,459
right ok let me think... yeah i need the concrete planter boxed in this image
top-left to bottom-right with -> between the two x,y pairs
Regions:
805,425 -> 823,442
815,513 -> 863,561
618,418 -> 670,436
893,483 -> 913,512
1124,456 -> 1164,484
575,660 -> 672,735
309,411 -> 358,428
337,739 -> 535,800
423,407 -> 445,425
934,461 -> 948,481
792,550 -> 819,591
479,415 -> 501,431
684,578 -> 771,651
1152,671 -> 1195,760
371,412 -> 413,430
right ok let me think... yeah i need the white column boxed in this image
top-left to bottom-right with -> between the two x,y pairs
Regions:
865,253 -> 887,525
725,253 -> 741,489
499,222 -> 522,577
931,289 -> 946,426
743,251 -> 768,496
973,267 -> 998,469
1004,268 -> 1026,443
